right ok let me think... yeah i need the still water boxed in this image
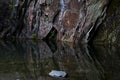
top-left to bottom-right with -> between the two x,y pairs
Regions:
0,39 -> 120,80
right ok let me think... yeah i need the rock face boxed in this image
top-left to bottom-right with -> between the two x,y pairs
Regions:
93,0 -> 120,44
55,0 -> 108,42
0,0 -> 109,43
18,0 -> 60,39
0,0 -> 18,38
23,0 -> 109,42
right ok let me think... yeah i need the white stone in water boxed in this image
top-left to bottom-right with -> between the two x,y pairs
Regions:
49,70 -> 67,77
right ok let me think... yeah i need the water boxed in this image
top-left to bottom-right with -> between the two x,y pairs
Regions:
0,39 -> 120,80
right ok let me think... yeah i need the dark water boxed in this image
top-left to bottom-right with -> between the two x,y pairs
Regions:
0,39 -> 120,80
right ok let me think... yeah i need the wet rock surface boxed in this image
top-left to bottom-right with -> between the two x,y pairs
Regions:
0,0 -> 109,43
1,0 -> 120,44
93,0 -> 120,44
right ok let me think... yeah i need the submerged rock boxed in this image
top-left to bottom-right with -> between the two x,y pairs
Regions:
49,70 -> 67,77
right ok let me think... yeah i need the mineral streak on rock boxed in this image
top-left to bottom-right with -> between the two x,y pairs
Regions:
59,0 -> 65,22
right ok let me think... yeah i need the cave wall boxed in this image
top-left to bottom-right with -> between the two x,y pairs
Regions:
0,0 -> 18,38
93,0 -> 120,44
0,0 -> 109,43
21,0 -> 109,43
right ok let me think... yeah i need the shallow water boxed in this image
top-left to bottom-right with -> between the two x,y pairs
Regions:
0,39 -> 120,80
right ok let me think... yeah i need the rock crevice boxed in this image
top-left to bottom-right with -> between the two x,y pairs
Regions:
0,0 -> 109,43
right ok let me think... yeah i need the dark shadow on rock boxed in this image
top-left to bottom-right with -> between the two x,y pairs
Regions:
92,45 -> 120,80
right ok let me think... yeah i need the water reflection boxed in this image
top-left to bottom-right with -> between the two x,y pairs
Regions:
0,39 -> 119,80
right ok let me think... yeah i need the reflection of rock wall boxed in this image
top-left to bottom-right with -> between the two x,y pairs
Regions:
93,45 -> 120,80
0,40 -> 120,80
0,40 -> 55,80
0,40 -> 105,80
54,42 -> 104,80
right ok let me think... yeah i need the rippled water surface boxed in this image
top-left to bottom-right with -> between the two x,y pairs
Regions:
0,39 -> 120,80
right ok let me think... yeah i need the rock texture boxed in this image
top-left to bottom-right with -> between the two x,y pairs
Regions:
24,0 -> 109,42
55,0 -> 108,43
0,0 -> 109,43
93,0 -> 120,44
18,0 -> 59,39
0,0 -> 17,38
